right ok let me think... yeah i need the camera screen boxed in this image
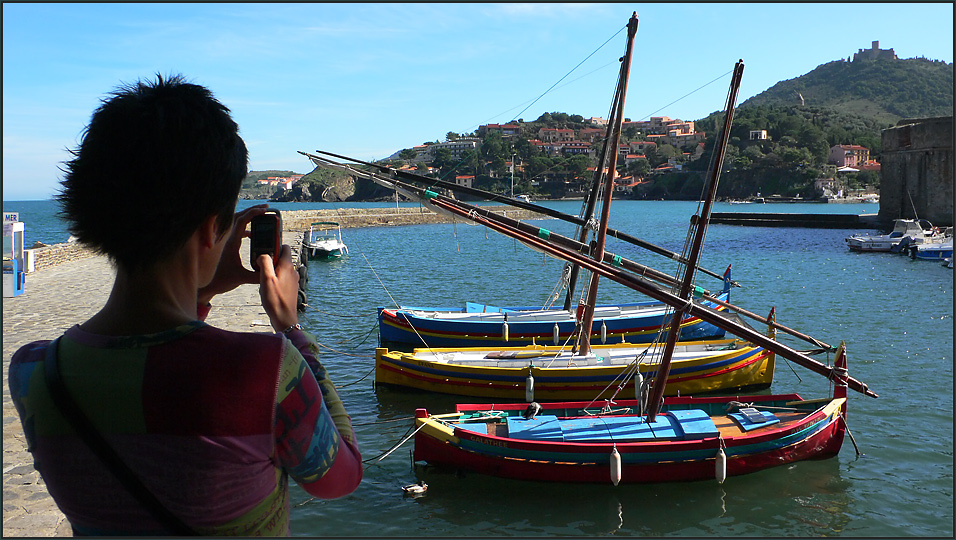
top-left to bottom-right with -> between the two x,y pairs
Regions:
252,222 -> 276,248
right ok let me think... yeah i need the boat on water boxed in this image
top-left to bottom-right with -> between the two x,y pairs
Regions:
303,221 -> 348,259
314,16 -> 876,485
909,236 -> 954,261
411,342 -> 846,485
904,227 -> 953,260
375,334 -> 775,401
406,32 -> 876,484
845,218 -> 935,252
514,194 -> 533,203
378,268 -> 731,350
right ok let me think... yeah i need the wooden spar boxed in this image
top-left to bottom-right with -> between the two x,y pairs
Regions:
418,191 -> 877,398
562,17 -> 633,311
576,13 -> 639,356
303,150 -> 738,287
645,60 -> 745,422
351,159 -> 877,397
307,151 -> 842,354
699,293 -> 834,352
306,151 -> 724,297
329,152 -> 876,397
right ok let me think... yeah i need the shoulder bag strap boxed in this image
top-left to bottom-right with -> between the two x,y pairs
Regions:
44,337 -> 199,536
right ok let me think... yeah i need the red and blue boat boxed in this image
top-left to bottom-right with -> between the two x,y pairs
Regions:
411,343 -> 848,484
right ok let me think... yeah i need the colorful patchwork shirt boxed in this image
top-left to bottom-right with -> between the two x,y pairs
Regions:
8,315 -> 362,536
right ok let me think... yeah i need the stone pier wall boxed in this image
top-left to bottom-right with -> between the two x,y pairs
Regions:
25,205 -> 547,272
27,242 -> 98,273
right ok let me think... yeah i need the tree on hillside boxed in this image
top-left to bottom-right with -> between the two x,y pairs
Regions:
565,154 -> 591,177
526,155 -> 554,181
459,149 -> 482,176
431,147 -> 455,173
627,158 -> 651,177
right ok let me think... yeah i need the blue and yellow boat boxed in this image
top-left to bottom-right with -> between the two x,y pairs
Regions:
375,335 -> 774,401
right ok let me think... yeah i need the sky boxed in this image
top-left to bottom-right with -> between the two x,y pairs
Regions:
3,3 -> 953,201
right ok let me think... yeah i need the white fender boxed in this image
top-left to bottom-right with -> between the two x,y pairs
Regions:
716,447 -> 727,484
502,320 -> 509,342
600,321 -> 607,344
525,371 -> 535,402
610,446 -> 622,486
553,323 -> 560,345
634,371 -> 643,402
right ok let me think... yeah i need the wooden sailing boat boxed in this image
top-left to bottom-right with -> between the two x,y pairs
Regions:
375,336 -> 775,401
368,16 -> 772,401
408,26 -> 874,483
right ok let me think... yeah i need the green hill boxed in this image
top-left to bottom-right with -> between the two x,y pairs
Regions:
247,54 -> 953,202
739,56 -> 953,124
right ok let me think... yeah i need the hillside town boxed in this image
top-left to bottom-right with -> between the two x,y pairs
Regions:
270,110 -> 880,203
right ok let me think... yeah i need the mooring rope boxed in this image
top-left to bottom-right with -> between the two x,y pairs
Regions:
362,421 -> 428,472
360,251 -> 437,353
314,339 -> 374,359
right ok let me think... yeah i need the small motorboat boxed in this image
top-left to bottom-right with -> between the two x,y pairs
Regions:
303,221 -> 348,259
845,218 -> 935,252
909,231 -> 953,261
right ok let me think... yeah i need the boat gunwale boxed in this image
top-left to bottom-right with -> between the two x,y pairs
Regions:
416,397 -> 842,453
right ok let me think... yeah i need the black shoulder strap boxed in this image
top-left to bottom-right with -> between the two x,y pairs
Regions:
44,338 -> 199,536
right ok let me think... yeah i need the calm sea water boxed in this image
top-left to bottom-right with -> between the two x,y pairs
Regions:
4,199 -> 952,536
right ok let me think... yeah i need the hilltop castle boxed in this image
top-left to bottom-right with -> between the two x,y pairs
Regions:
853,41 -> 897,62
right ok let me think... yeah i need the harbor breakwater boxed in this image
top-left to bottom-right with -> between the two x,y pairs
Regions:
23,206 -> 547,272
280,205 -> 546,232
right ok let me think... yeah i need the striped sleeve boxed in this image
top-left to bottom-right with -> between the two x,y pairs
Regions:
272,333 -> 362,496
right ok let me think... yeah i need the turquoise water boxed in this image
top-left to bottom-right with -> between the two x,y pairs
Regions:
5,199 -> 952,536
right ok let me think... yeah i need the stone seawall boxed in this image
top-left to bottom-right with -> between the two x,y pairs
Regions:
27,242 -> 98,273
26,206 -> 547,272
281,205 -> 547,233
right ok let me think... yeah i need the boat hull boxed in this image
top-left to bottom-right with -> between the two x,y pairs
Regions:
378,293 -> 730,351
845,237 -> 899,252
306,246 -> 345,259
911,243 -> 954,261
375,339 -> 775,400
413,394 -> 846,484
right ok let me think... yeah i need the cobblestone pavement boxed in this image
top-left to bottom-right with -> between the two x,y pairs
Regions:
2,234 -> 298,537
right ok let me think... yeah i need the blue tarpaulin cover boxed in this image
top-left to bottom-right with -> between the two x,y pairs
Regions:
504,410 -> 719,442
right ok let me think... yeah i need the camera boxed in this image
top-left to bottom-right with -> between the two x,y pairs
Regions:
250,209 -> 282,270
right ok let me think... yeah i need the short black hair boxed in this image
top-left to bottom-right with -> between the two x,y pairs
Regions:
56,74 -> 248,270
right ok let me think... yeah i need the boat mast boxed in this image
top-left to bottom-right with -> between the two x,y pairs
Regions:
562,51 -> 627,311
342,154 -> 876,397
645,60 -> 745,422
575,13 -> 639,356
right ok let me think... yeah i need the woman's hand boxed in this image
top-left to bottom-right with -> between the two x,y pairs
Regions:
198,204 -> 270,304
257,244 -> 300,333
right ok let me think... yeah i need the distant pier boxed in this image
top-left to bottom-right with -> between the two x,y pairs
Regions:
710,212 -> 881,229
281,205 -> 549,233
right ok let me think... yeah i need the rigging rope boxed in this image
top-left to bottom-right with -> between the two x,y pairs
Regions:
634,67 -> 735,122
509,24 -> 627,123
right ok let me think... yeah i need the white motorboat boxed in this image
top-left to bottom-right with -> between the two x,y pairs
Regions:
908,228 -> 953,261
845,218 -> 934,252
303,221 -> 348,259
